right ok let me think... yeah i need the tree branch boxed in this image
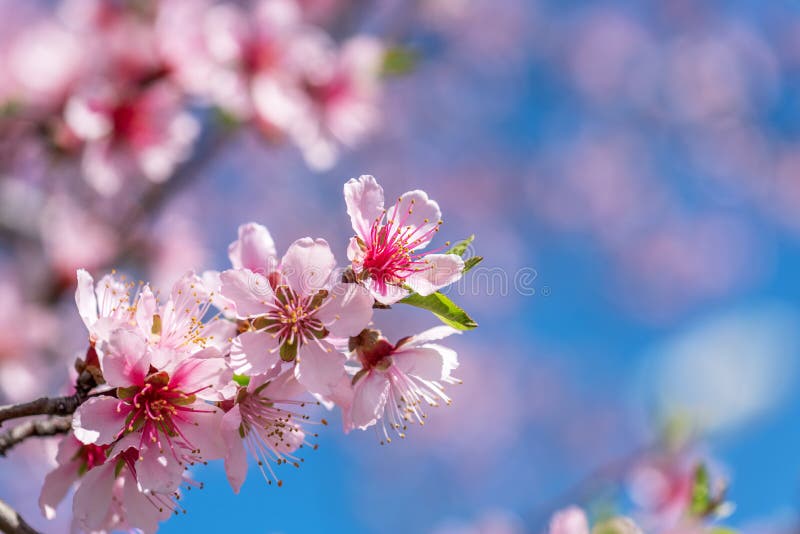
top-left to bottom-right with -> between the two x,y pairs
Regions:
0,417 -> 72,457
0,498 -> 40,534
0,369 -> 97,427
0,395 -> 82,427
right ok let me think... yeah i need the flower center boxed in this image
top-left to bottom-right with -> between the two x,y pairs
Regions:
75,441 -> 111,474
254,285 -> 329,360
359,199 -> 442,290
117,372 -> 207,457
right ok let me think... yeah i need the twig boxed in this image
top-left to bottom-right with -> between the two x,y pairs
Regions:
0,498 -> 40,534
0,395 -> 82,427
0,369 -> 96,427
0,417 -> 72,457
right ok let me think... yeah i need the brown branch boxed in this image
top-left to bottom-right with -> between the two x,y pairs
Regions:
0,369 -> 97,427
0,498 -> 40,534
0,417 -> 71,457
0,395 -> 82,427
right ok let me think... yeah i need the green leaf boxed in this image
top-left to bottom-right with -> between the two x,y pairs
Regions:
233,373 -> 250,387
399,292 -> 477,330
448,235 -> 474,257
710,529 -> 738,534
463,256 -> 483,273
690,464 -> 711,516
381,46 -> 417,77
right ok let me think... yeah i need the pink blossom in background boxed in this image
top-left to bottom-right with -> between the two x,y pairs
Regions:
40,196 -> 118,282
1,15 -> 83,110
0,274 -> 58,401
64,81 -> 199,195
549,506 -> 589,534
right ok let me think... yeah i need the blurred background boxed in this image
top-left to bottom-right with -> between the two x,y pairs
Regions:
1,0 -> 800,532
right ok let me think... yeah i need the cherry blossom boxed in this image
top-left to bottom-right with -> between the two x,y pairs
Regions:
347,326 -> 460,441
221,235 -> 373,396
220,368 -> 315,493
71,326 -> 227,493
344,175 -> 464,304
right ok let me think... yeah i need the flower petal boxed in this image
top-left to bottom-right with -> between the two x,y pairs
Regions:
75,269 -> 98,330
134,285 -> 157,336
121,471 -> 170,534
219,269 -> 273,317
251,366 -> 305,399
73,396 -> 127,445
294,341 -> 345,397
549,506 -> 590,534
178,407 -> 226,460
349,371 -> 389,430
392,345 -> 455,380
406,325 -> 461,345
316,282 -> 373,338
405,253 -> 464,296
39,461 -> 78,519
228,222 -> 278,274
221,405 -> 248,494
94,273 -> 129,319
170,356 -> 232,401
344,175 -> 384,238
394,345 -> 458,381
367,277 -> 409,305
72,462 -> 116,531
101,329 -> 150,387
136,445 -> 184,494
280,237 -> 336,297
230,330 -> 281,376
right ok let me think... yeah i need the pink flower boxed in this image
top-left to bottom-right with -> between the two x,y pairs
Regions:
70,447 -> 174,534
228,222 -> 278,274
75,268 -> 138,343
72,327 -> 227,494
64,81 -> 199,196
344,175 -> 464,304
549,506 -> 589,534
220,368 -> 314,493
274,35 -> 385,170
41,197 -> 118,280
3,18 -> 84,109
39,434 -> 109,520
348,326 -> 460,441
221,236 -> 373,396
0,273 -> 58,402
548,507 -> 644,534
39,433 -> 173,533
132,271 -> 236,375
626,452 -> 697,528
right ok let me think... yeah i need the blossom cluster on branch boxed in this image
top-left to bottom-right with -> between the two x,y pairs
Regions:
542,440 -> 736,534
4,175 -> 479,533
0,0 -> 410,412
2,0 -> 387,193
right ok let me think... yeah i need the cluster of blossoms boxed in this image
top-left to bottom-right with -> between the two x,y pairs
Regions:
547,455 -> 734,534
1,0 -> 388,199
36,175 -> 476,532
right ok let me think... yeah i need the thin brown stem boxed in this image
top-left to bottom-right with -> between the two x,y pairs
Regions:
0,498 -> 40,534
0,369 -> 96,427
0,395 -> 82,427
0,417 -> 72,457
